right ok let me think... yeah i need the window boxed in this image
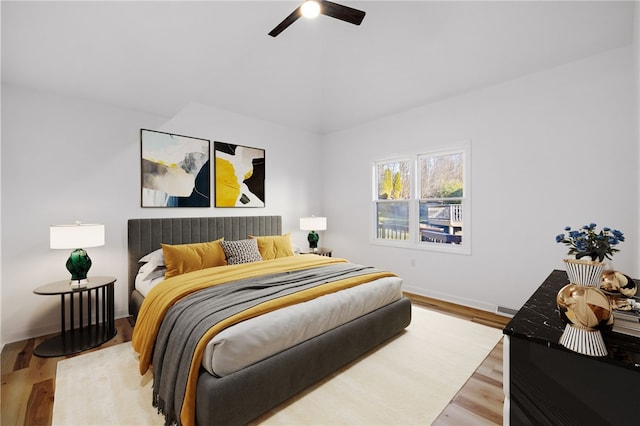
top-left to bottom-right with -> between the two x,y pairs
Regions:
373,143 -> 470,254
374,158 -> 411,241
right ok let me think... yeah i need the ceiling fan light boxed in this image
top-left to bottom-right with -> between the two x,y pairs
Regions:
301,1 -> 321,19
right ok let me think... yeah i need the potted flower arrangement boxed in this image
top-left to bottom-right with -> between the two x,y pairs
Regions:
555,223 -> 624,262
555,223 -> 625,356
555,223 -> 625,287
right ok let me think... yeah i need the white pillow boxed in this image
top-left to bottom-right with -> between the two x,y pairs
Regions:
139,248 -> 165,267
137,261 -> 166,281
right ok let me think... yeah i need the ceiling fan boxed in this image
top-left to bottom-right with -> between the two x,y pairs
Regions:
269,0 -> 366,37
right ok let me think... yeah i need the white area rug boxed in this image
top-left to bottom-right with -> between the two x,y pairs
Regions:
52,306 -> 503,426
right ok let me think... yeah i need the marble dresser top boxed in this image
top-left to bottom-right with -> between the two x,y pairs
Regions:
503,269 -> 640,372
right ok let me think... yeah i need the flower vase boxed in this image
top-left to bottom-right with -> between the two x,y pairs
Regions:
564,258 -> 604,287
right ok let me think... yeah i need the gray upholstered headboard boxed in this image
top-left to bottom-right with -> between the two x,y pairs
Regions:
127,216 -> 282,316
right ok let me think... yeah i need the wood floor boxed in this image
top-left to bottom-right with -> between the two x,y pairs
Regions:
410,293 -> 509,426
1,294 -> 510,426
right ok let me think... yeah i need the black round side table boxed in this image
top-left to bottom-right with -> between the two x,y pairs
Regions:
33,276 -> 117,357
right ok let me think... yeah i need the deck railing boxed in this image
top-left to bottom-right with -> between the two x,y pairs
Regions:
378,205 -> 462,242
377,222 -> 409,240
428,204 -> 462,222
450,204 -> 462,222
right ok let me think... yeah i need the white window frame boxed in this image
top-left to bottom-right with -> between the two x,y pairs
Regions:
372,157 -> 414,244
371,141 -> 471,255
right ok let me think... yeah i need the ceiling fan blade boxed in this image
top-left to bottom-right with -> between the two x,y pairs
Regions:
269,6 -> 302,37
320,0 -> 366,26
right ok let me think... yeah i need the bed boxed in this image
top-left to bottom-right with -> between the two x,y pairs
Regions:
128,215 -> 412,426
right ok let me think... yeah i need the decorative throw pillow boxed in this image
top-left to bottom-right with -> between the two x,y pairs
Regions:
161,239 -> 226,279
220,239 -> 263,265
249,233 -> 294,260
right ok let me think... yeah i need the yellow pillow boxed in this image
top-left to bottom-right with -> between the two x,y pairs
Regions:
249,234 -> 294,260
161,239 -> 226,279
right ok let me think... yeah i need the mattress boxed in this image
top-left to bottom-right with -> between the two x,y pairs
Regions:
136,270 -> 403,377
203,276 -> 403,377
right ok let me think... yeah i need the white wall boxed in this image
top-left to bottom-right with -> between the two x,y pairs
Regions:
322,46 -> 639,313
155,101 -> 324,236
0,85 -> 322,345
1,84 -> 164,346
2,44 -> 637,346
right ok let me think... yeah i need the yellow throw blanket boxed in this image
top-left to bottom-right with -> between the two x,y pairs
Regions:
132,255 -> 396,426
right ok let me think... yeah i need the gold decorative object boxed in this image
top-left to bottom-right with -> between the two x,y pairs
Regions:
600,270 -> 637,297
563,258 -> 604,287
556,284 -> 613,356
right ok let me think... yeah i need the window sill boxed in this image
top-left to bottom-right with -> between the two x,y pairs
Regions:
370,238 -> 471,255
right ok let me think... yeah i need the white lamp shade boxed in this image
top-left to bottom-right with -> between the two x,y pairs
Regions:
50,223 -> 105,249
300,216 -> 327,231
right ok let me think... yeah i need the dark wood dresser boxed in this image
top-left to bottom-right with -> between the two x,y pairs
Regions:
503,270 -> 640,425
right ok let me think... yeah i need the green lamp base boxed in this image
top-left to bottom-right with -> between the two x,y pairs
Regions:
66,248 -> 92,288
307,231 -> 319,250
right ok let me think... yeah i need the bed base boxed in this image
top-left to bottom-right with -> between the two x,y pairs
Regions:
196,296 -> 412,426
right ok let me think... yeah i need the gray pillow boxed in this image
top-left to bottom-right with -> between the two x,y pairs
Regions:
220,239 -> 263,265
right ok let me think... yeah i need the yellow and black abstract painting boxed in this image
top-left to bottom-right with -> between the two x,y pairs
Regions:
214,142 -> 265,207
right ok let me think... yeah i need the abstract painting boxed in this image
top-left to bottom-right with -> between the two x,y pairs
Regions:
214,142 -> 265,207
140,129 -> 210,207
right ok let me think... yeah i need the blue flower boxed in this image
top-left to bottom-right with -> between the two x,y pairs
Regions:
556,223 -> 624,261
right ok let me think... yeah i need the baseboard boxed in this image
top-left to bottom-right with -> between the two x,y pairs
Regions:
402,284 -> 500,312
404,291 -> 511,329
3,313 -> 133,347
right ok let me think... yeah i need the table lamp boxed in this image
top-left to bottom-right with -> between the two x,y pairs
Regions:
50,222 -> 105,288
300,216 -> 327,251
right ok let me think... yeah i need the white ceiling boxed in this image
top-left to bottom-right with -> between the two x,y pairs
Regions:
1,1 -> 635,134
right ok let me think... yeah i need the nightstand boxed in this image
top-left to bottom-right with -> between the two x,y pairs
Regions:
301,248 -> 332,257
33,276 -> 116,357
